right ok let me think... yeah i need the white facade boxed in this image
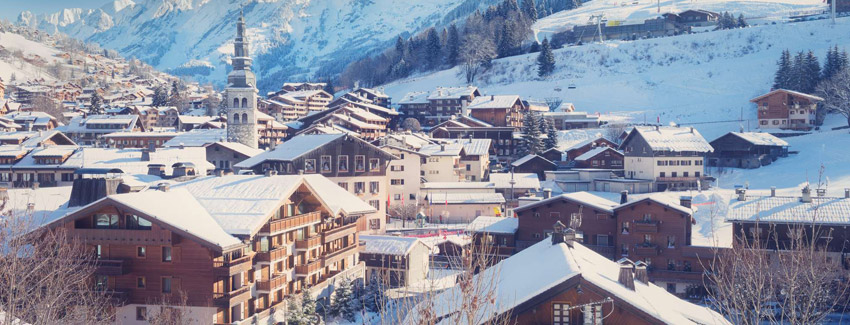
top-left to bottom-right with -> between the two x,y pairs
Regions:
421,155 -> 461,182
624,156 -> 705,180
383,147 -> 422,208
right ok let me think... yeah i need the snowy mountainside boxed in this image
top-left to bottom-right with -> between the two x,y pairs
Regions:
533,0 -> 827,38
0,31 -> 62,82
17,0 -> 496,92
381,17 -> 850,195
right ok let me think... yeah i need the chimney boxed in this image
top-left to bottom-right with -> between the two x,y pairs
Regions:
634,260 -> 649,284
736,188 -> 747,201
690,127 -> 694,133
771,186 -> 776,197
617,258 -> 635,290
801,186 -> 812,203
148,141 -> 156,153
620,190 -> 628,204
490,95 -> 494,101
440,144 -> 445,151
543,188 -> 552,199
264,169 -> 277,177
147,164 -> 165,176
816,188 -> 826,197
551,220 -> 567,246
158,183 -> 169,192
679,196 -> 692,208
845,188 -> 849,199
655,125 -> 659,131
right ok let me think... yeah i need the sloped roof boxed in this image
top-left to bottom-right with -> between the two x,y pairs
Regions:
514,192 -> 620,214
626,126 -> 713,153
725,132 -> 789,147
749,89 -> 824,102
360,235 -> 423,255
418,143 -> 463,156
426,192 -> 505,204
574,147 -> 622,161
164,129 -> 227,147
427,86 -> 479,100
235,134 -> 344,168
466,216 -> 518,234
511,154 -> 555,167
411,238 -> 729,325
449,138 -> 491,156
398,91 -> 429,104
726,195 -> 850,225
467,95 -> 521,110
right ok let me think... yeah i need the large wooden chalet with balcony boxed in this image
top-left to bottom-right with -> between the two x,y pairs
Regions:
41,173 -> 375,324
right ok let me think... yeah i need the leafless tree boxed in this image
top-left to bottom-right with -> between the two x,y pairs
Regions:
816,68 -> 850,128
389,203 -> 420,228
401,118 -> 422,132
146,290 -> 195,325
603,124 -> 627,145
30,96 -> 67,124
706,170 -> 850,325
460,34 -> 496,84
0,199 -> 115,325
544,97 -> 563,112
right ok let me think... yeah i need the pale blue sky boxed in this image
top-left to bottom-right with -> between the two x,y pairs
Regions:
0,0 -> 108,20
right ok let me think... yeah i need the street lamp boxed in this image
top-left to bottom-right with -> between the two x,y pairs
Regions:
509,167 -> 516,210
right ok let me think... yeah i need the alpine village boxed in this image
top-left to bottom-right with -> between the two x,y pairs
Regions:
1,0 -> 850,324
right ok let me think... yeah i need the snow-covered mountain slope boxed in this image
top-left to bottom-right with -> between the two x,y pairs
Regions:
0,32 -> 61,82
17,0 -> 494,92
381,16 -> 850,194
533,0 -> 827,37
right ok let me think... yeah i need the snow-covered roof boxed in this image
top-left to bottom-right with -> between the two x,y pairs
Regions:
397,91 -> 429,104
359,235 -> 423,255
177,115 -> 216,125
235,134 -> 344,168
106,189 -> 241,249
725,132 -> 789,147
467,95 -> 521,110
426,86 -> 478,100
0,145 -> 31,158
413,238 -> 729,325
163,129 -> 227,147
726,195 -> 850,225
421,182 -> 495,190
20,147 -> 213,174
426,192 -> 505,204
563,136 -> 612,152
466,216 -> 518,234
418,143 -> 463,156
449,138 -> 491,156
172,174 -> 375,235
515,192 -> 620,214
511,154 -> 555,167
628,126 -> 713,153
574,146 -> 622,161
6,111 -> 59,126
489,173 -> 541,190
211,141 -> 264,157
750,89 -> 824,102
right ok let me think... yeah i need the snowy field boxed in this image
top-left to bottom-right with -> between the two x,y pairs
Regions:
0,31 -> 61,82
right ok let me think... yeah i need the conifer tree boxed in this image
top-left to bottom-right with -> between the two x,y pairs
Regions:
446,24 -> 461,66
773,50 -> 792,90
426,28 -> 442,68
323,79 -> 335,95
736,14 -> 747,27
544,117 -> 559,150
395,36 -> 406,57
519,112 -> 544,156
803,51 -> 821,93
90,92 -> 103,115
529,41 -> 540,53
537,38 -> 556,77
522,0 -> 538,21
791,51 -> 806,92
152,84 -> 168,107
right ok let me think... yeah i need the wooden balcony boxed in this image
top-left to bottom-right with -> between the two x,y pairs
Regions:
295,258 -> 324,277
92,259 -> 127,276
322,222 -> 357,243
213,254 -> 254,276
72,228 -> 172,246
255,246 -> 287,263
295,235 -> 322,250
256,273 -> 287,293
324,243 -> 360,266
634,244 -> 659,257
649,269 -> 705,284
260,212 -> 322,235
212,285 -> 251,308
633,220 -> 659,233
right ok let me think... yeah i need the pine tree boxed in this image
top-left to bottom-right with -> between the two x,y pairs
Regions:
544,118 -> 559,150
529,41 -> 540,53
330,280 -> 357,322
426,28 -> 442,68
152,84 -> 168,107
803,51 -> 821,93
519,112 -> 544,156
446,24 -> 461,66
395,36 -> 406,57
773,50 -> 792,90
522,0 -> 538,21
300,287 -> 321,324
498,22 -> 515,58
737,14 -> 747,27
537,38 -> 556,77
323,79 -> 335,95
90,92 -> 103,115
285,296 -> 305,325
791,51 -> 806,92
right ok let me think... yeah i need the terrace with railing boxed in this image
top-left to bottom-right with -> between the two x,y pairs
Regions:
261,211 -> 322,234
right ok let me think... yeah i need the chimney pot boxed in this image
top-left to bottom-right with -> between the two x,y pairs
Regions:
634,260 -> 649,284
679,196 -> 692,208
543,188 -> 552,199
617,258 -> 636,290
801,186 -> 812,203
816,188 -> 826,197
620,190 -> 628,204
845,188 -> 849,199
265,169 -> 277,177
770,186 -> 776,197
736,188 -> 747,201
158,183 -> 169,192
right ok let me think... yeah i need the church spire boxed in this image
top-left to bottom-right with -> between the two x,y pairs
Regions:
228,7 -> 255,88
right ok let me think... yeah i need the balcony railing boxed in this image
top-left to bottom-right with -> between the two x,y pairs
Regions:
213,254 -> 253,276
295,235 -> 322,250
72,228 -> 172,246
256,246 -> 287,263
261,212 -> 322,234
656,175 -> 710,182
212,285 -> 251,307
92,259 -> 127,276
256,273 -> 287,293
295,258 -> 324,276
634,244 -> 659,256
324,243 -> 360,266
649,269 -> 705,283
633,220 -> 658,233
322,223 -> 357,243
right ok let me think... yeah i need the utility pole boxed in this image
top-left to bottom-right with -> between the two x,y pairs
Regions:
832,0 -> 837,25
589,14 -> 605,43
